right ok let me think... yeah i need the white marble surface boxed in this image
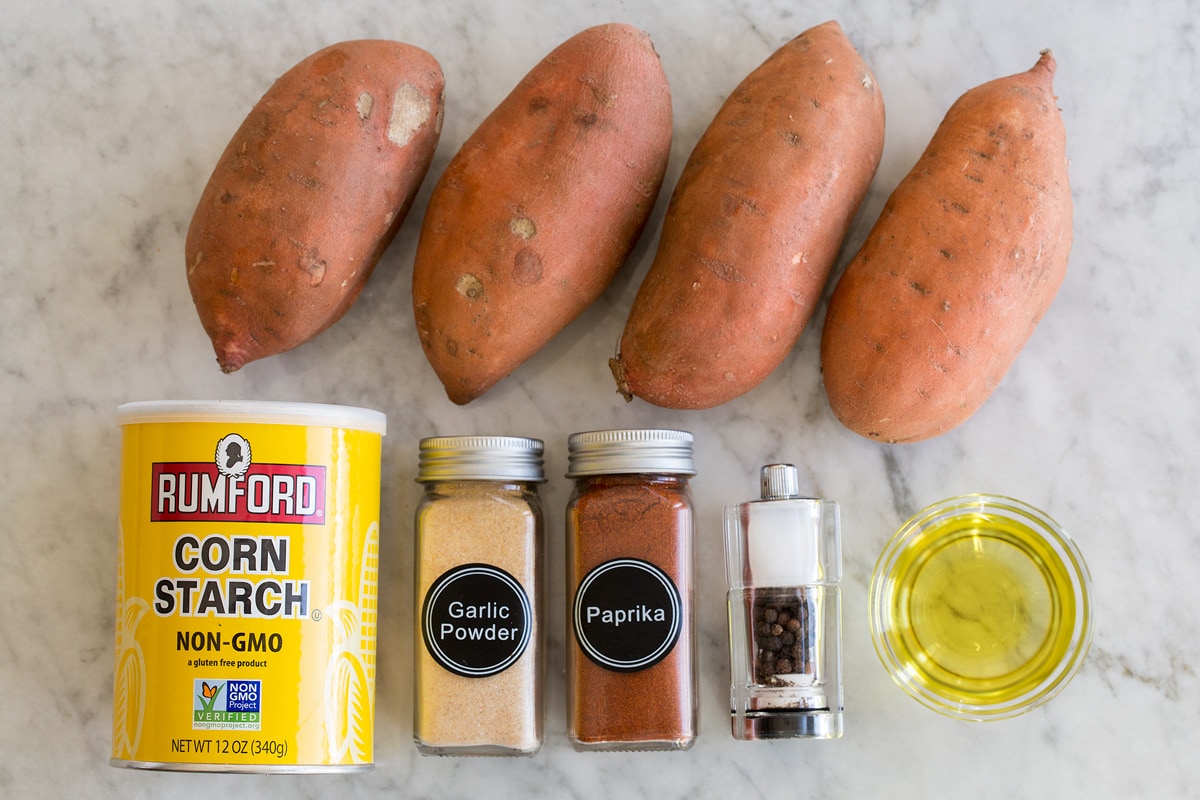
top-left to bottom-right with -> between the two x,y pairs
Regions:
2,0 -> 1197,796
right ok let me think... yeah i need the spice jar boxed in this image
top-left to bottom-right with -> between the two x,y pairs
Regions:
565,429 -> 697,751
723,463 -> 843,739
413,435 -> 546,756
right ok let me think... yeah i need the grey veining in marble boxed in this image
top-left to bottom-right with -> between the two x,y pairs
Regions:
2,0 -> 1198,797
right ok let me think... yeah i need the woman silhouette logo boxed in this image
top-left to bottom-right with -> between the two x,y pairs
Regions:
215,433 -> 252,478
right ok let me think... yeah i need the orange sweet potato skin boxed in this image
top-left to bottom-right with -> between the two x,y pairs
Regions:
186,40 -> 444,372
820,51 -> 1072,443
609,21 -> 884,410
412,23 -> 672,405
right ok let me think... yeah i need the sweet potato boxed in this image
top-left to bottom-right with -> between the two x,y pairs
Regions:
412,23 -> 672,405
609,21 -> 884,409
820,51 -> 1072,443
186,40 -> 445,372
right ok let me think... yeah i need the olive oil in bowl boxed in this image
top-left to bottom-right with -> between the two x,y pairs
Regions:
870,495 -> 1092,720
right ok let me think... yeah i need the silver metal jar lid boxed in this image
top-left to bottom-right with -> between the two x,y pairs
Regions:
565,429 -> 696,477
760,464 -> 802,500
417,435 -> 546,483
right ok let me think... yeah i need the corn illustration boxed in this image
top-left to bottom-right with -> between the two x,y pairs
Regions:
323,521 -> 378,764
112,523 -> 148,759
197,681 -> 224,712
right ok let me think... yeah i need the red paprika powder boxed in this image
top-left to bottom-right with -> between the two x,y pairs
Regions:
564,429 -> 697,751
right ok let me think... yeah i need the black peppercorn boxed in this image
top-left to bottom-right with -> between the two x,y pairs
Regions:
749,590 -> 818,685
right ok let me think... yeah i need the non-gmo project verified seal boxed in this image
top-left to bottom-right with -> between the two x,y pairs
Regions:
193,679 -> 262,731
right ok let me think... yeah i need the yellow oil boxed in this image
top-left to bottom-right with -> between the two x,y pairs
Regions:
885,512 -> 1077,706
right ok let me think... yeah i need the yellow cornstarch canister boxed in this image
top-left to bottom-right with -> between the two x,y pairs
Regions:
111,400 -> 386,772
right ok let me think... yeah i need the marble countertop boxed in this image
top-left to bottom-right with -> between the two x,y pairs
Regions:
3,0 -> 1197,797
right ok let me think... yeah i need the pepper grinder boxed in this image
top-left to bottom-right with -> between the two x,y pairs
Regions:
723,463 -> 843,739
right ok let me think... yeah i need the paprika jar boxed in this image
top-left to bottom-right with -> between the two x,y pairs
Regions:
413,435 -> 546,756
564,429 -> 697,751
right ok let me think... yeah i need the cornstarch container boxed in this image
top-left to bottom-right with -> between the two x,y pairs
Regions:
111,400 -> 386,773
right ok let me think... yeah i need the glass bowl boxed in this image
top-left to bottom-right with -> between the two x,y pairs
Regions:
869,494 -> 1092,721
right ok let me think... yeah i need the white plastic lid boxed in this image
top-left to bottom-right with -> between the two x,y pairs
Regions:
117,400 -> 387,435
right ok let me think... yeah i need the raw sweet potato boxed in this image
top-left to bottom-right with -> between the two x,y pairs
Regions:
412,23 -> 672,405
609,21 -> 884,409
187,40 -> 444,372
820,51 -> 1072,443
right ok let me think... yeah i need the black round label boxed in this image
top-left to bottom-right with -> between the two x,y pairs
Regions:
572,558 -> 682,672
421,563 -> 532,678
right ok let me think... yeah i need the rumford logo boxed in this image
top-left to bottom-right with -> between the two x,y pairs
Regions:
152,433 -> 326,524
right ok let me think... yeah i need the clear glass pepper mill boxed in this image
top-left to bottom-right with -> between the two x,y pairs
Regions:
723,463 -> 843,739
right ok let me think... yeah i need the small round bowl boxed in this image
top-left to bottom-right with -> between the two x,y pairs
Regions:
869,495 -> 1092,721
